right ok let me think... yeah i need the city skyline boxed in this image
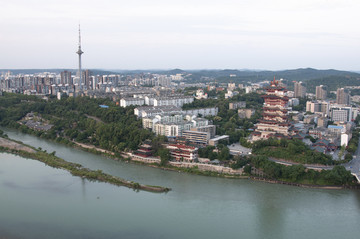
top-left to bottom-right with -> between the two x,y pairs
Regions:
1,0 -> 360,71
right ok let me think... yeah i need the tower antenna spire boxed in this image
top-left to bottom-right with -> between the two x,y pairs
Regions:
78,24 -> 81,47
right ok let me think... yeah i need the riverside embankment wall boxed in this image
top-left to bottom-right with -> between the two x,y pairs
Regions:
128,153 -> 243,175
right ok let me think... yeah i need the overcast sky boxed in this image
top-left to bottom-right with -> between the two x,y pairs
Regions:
1,0 -> 359,70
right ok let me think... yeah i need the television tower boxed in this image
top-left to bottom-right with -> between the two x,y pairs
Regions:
76,25 -> 84,91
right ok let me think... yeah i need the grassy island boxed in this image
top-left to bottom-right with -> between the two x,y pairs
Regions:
0,136 -> 170,193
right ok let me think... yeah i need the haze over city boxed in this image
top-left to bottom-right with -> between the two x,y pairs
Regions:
1,0 -> 360,70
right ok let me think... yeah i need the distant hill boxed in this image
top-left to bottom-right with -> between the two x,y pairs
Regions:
305,75 -> 360,93
185,68 -> 360,82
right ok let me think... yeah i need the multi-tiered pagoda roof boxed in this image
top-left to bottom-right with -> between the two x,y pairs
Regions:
251,78 -> 292,141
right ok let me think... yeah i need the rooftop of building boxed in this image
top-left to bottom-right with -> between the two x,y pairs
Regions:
136,105 -> 182,111
328,125 -> 344,129
120,97 -> 145,101
210,135 -> 230,141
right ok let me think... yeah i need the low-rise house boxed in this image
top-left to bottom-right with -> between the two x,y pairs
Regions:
311,139 -> 337,153
309,127 -> 327,139
24,120 -> 53,131
209,135 -> 230,146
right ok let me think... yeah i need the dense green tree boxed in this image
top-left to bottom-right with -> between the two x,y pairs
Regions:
158,148 -> 171,166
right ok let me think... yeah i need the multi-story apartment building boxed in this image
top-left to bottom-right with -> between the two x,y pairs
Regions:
60,71 -> 72,85
135,106 -> 218,118
120,97 -> 145,107
330,106 -> 352,122
182,130 -> 210,146
189,125 -> 216,139
336,88 -> 350,105
153,122 -> 193,137
315,85 -> 327,100
153,96 -> 194,107
306,101 -> 330,115
294,81 -> 306,98
183,107 -> 218,117
134,105 -> 183,118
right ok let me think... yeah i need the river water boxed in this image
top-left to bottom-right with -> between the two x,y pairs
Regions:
1,128 -> 360,239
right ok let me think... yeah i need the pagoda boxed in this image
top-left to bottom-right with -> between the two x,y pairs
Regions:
134,140 -> 153,158
251,78 -> 291,141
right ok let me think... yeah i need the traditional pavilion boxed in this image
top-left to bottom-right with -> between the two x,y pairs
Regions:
251,78 -> 291,141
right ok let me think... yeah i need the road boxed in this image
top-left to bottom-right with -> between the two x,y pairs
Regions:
269,141 -> 360,183
268,157 -> 334,171
343,140 -> 360,182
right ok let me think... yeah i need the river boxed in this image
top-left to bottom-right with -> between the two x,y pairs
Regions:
1,128 -> 360,239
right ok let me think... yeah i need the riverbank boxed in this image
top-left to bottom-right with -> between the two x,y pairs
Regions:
73,141 -> 360,189
64,139 -> 360,189
2,128 -> 358,189
249,176 -> 360,190
0,136 -> 170,193
73,142 -> 247,178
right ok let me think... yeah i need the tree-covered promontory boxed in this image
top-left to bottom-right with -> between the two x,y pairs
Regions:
0,93 -> 154,153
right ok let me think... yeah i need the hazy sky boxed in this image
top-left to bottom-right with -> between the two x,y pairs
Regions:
1,0 -> 359,70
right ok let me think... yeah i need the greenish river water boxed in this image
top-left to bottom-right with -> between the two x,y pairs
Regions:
1,128 -> 360,239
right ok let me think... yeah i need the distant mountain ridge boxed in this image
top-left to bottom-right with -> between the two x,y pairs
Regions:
186,68 -> 360,82
2,68 -> 359,84
110,68 -> 360,82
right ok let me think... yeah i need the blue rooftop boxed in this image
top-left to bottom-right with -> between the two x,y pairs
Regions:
328,125 -> 343,129
99,105 -> 109,108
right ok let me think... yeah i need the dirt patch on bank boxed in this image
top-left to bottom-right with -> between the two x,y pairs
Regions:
0,137 -> 36,153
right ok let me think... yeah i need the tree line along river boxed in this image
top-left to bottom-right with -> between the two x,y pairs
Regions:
1,127 -> 360,239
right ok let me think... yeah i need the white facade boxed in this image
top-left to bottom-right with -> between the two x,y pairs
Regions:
153,96 -> 194,107
184,107 -> 218,117
135,106 -> 218,118
142,114 -> 184,129
195,89 -> 208,99
341,133 -> 351,147
153,122 -> 192,137
120,98 -> 145,107
225,90 -> 234,99
306,101 -> 330,115
288,98 -> 299,106
330,106 -> 352,122
134,106 -> 183,118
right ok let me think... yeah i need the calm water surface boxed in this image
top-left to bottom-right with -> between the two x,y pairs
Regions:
1,128 -> 360,239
